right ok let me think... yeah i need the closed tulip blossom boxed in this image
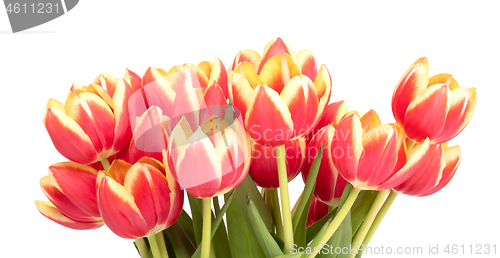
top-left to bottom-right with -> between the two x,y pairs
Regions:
228,38 -> 332,147
249,137 -> 307,189
307,195 -> 330,227
96,157 -> 183,239
331,110 -> 433,190
303,125 -> 348,207
394,143 -> 461,196
44,74 -> 133,164
35,162 -> 103,230
392,57 -> 478,143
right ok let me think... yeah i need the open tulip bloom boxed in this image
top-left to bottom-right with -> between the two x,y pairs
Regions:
35,38 -> 478,258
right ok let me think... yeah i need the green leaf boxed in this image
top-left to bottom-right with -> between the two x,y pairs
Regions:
274,254 -> 302,258
293,146 -> 324,248
350,190 -> 377,237
162,230 -> 178,258
248,199 -> 284,258
225,175 -> 270,257
178,209 -> 197,246
187,194 -> 204,246
165,221 -> 196,258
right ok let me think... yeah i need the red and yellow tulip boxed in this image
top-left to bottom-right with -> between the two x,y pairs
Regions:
392,57 -> 478,143
249,137 -> 307,189
303,125 -> 348,207
43,74 -> 133,164
330,110 -> 432,190
228,38 -> 332,147
306,195 -> 330,228
96,157 -> 183,239
165,115 -> 251,198
394,143 -> 461,196
35,162 -> 103,230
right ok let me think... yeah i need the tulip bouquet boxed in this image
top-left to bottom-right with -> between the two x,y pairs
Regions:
35,38 -> 477,258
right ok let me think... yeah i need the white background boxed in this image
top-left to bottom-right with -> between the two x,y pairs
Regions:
1,0 -> 499,257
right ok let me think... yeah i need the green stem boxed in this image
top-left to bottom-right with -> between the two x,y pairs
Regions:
100,158 -> 111,171
307,187 -> 362,258
275,144 -> 294,253
270,189 -> 284,239
147,234 -> 163,258
201,198 -> 212,258
135,237 -> 149,258
155,232 -> 169,258
265,189 -> 275,232
359,191 -> 398,257
350,190 -> 389,258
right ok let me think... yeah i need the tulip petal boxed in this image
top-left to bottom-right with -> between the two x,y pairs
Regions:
65,92 -> 115,156
391,59 -> 429,125
106,159 -> 134,186
394,144 -> 445,195
216,128 -> 247,193
313,65 -> 332,122
404,84 -> 451,141
133,106 -> 169,153
259,54 -> 301,94
419,145 -> 461,196
297,49 -> 317,81
258,38 -> 297,74
98,175 -> 150,239
112,79 -> 132,152
175,128 -> 222,198
330,113 -> 363,184
233,61 -> 264,89
356,125 -> 398,189
43,107 -> 99,164
314,100 -> 348,134
359,110 -> 382,134
40,176 -> 97,222
209,58 -> 228,98
200,82 -> 227,124
49,162 -> 100,218
229,73 -> 255,122
124,163 -> 171,232
35,201 -> 103,230
232,49 -> 262,70
245,85 -> 294,146
448,88 -> 478,141
198,61 -> 212,78
280,75 -> 319,137
140,67 -> 176,119
376,138 -> 431,190
167,63 -> 209,91
171,74 -> 201,133
125,69 -> 142,93
94,73 -> 118,97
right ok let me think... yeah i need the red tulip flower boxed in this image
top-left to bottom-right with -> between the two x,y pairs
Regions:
331,110 -> 432,190
307,196 -> 330,227
96,157 -> 183,239
394,143 -> 461,196
229,38 -> 332,147
35,162 -> 103,230
44,74 -> 133,164
303,125 -> 348,207
249,137 -> 307,189
392,57 -> 478,143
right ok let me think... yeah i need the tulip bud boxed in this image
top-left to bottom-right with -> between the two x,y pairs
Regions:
96,158 -> 183,239
392,57 -> 478,143
228,38 -> 332,147
36,162 -> 103,230
249,137 -> 307,189
331,110 -> 432,190
43,74 -> 133,164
